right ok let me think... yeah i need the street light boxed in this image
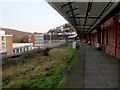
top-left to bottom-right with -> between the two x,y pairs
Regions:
49,33 -> 52,46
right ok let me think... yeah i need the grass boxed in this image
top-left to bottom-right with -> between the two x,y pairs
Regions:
2,42 -> 79,89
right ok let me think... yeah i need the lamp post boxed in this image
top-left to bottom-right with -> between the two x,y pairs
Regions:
49,33 -> 52,46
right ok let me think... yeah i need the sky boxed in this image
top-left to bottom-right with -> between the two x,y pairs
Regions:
0,0 -> 68,33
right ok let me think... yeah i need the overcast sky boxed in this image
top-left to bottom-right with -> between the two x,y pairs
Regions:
0,0 -> 68,33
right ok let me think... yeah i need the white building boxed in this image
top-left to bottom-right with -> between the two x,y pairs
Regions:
13,43 -> 33,53
0,30 -> 13,55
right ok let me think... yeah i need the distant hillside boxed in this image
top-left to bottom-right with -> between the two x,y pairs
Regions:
0,27 -> 32,43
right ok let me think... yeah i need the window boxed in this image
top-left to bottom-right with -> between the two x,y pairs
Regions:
34,43 -> 44,46
35,35 -> 43,37
35,37 -> 43,39
2,36 -> 4,41
35,40 -> 44,43
106,30 -> 110,45
29,39 -> 32,42
28,35 -> 32,37
102,31 -> 104,44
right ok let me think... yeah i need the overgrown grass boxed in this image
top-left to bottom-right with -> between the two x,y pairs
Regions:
2,43 -> 79,89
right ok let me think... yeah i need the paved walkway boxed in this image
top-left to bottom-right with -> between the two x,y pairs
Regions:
57,43 -> 85,88
57,43 -> 119,88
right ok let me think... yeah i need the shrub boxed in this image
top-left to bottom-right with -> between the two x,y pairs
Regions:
34,48 -> 50,56
20,48 -> 50,59
76,43 -> 80,49
43,48 -> 50,56
20,51 -> 36,59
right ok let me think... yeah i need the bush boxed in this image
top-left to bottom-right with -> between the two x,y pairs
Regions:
35,48 -> 50,56
20,50 -> 36,59
43,48 -> 50,56
20,48 -> 50,59
76,43 -> 80,49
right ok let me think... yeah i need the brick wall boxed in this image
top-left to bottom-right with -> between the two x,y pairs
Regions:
6,36 -> 13,55
85,35 -> 89,43
87,12 -> 120,59
26,35 -> 28,43
90,30 -> 98,47
100,12 -> 120,58
116,12 -> 120,58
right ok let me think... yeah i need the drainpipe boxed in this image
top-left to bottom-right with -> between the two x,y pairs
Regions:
115,14 -> 118,57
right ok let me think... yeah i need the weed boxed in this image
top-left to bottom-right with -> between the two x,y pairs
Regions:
20,50 -> 36,59
2,42 -> 79,89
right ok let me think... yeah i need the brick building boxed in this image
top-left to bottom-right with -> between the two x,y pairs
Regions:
81,12 -> 120,59
26,32 -> 44,48
0,30 -> 13,55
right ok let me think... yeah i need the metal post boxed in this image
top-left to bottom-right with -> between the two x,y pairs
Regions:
15,49 -> 17,53
49,33 -> 52,46
25,47 -> 27,51
22,48 -> 24,52
19,49 -> 21,53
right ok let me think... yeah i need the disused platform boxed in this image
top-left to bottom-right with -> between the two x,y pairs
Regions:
57,43 -> 119,88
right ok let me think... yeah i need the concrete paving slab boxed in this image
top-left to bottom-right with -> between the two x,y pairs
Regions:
57,43 -> 119,88
84,81 -> 108,88
106,80 -> 119,88
98,76 -> 118,81
101,70 -> 118,76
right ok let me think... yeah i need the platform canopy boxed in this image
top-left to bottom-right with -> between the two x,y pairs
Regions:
47,1 -> 119,37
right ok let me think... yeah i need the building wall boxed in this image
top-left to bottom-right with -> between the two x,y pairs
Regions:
26,34 -> 34,43
85,35 -> 89,43
0,31 -> 13,55
90,30 -> 98,47
81,36 -> 85,43
93,34 -> 98,47
6,36 -> 13,55
100,13 -> 120,57
81,35 -> 90,44
30,34 -> 35,44
2,36 -> 7,53
26,32 -> 44,47
0,31 -> 6,53
116,12 -> 120,58
34,34 -> 44,47
0,36 -> 2,53
87,12 -> 120,59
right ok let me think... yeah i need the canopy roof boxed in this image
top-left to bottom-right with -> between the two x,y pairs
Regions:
47,1 -> 120,37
